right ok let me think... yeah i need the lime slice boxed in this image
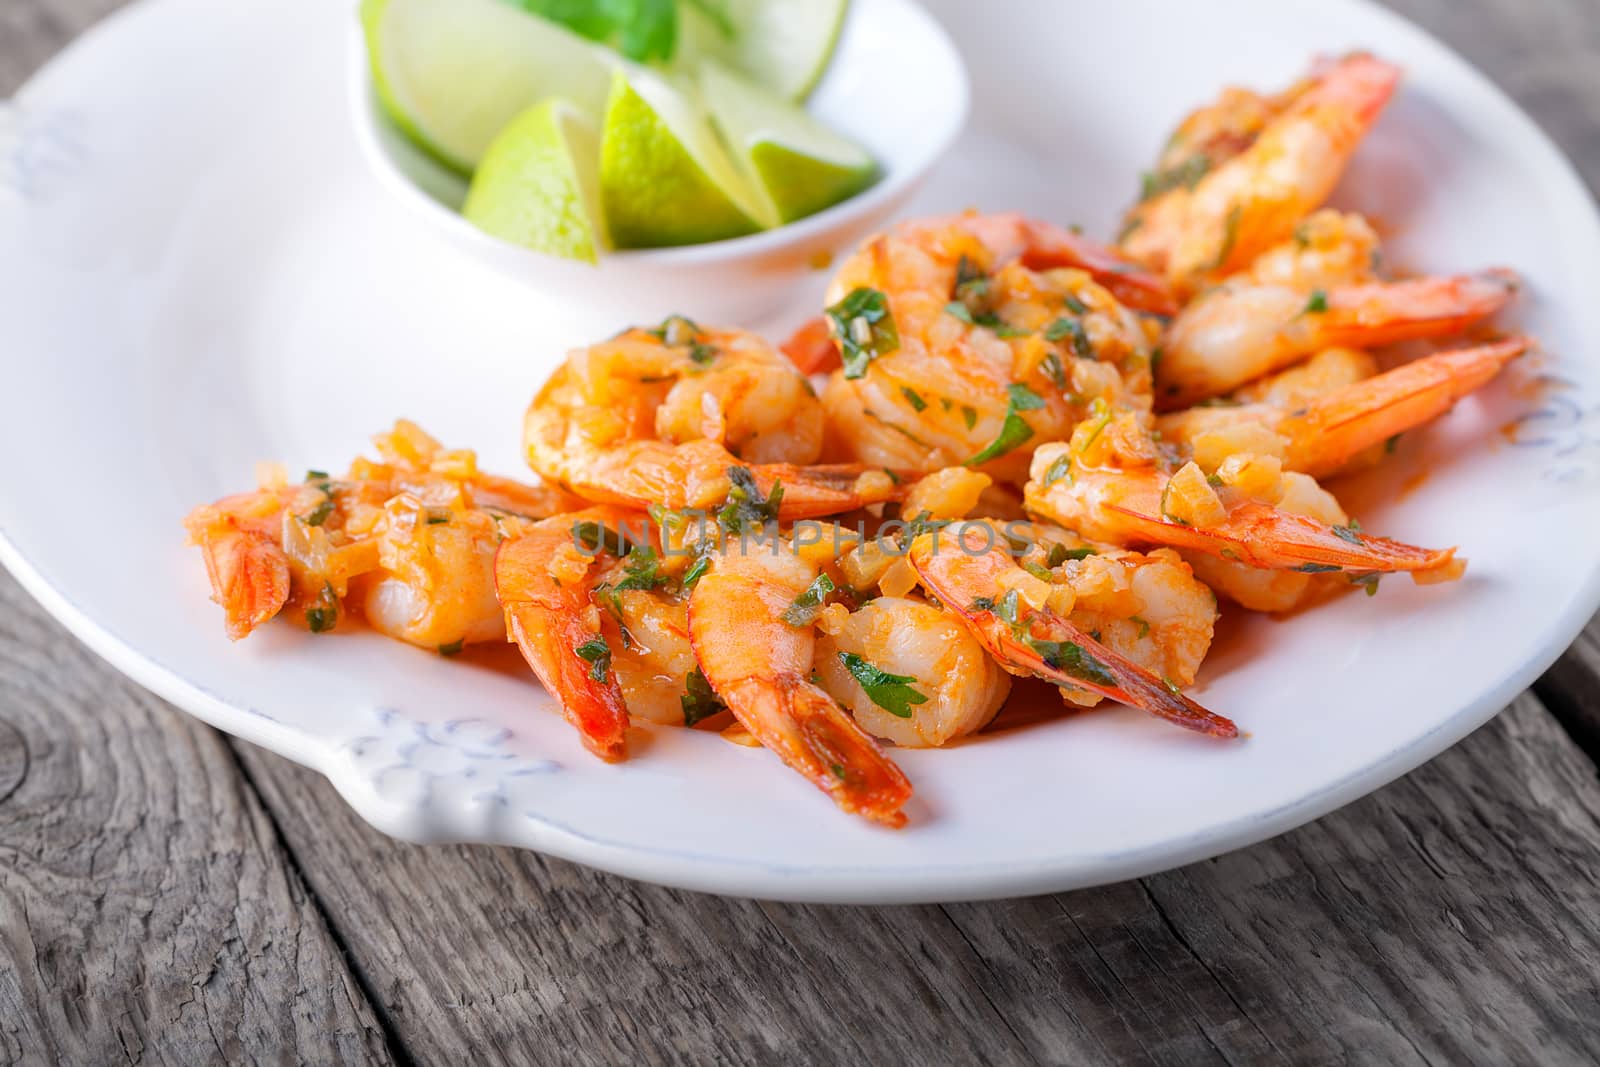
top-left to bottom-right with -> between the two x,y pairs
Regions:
599,68 -> 772,248
679,0 -> 851,102
698,60 -> 878,225
360,0 -> 614,173
462,99 -> 608,263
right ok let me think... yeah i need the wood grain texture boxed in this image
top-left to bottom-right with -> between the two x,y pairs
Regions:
0,578 -> 392,1064
236,689 -> 1600,1066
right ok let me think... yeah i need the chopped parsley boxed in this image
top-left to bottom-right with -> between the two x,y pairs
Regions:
681,554 -> 711,589
1045,316 -> 1095,360
302,495 -> 334,527
1027,637 -> 1117,688
839,652 -> 928,719
900,386 -> 928,412
688,340 -> 719,365
680,667 -> 725,727
1047,543 -> 1094,566
781,574 -> 836,627
613,545 -> 666,592
952,307 -> 1029,337
1331,521 -> 1364,545
304,469 -> 329,482
305,583 -> 338,634
1350,572 -> 1383,597
966,383 -> 1044,466
1042,454 -> 1074,487
1295,562 -> 1344,574
574,635 -> 612,683
1210,204 -> 1243,271
1040,350 -> 1068,390
1140,155 -> 1211,202
717,466 -> 783,534
437,639 -> 464,657
826,287 -> 899,379
1303,289 -> 1329,314
1062,293 -> 1089,316
961,405 -> 978,431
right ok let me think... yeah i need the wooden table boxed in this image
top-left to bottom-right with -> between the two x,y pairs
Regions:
6,1 -> 1600,1062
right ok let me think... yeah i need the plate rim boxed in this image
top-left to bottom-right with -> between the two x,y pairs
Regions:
4,0 -> 1600,903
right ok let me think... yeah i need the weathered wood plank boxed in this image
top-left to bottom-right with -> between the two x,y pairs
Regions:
235,689 -> 1600,1066
0,574 -> 393,1062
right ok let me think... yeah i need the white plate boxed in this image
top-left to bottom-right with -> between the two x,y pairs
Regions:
4,0 -> 1599,904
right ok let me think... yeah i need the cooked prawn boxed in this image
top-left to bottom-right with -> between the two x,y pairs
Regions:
494,506 -> 639,761
1025,427 -> 1461,582
525,318 -> 903,519
1158,337 -> 1531,480
1156,269 -> 1520,408
1124,53 -> 1402,295
907,523 -> 1237,737
822,213 -> 1163,484
814,596 -> 1012,748
184,420 -> 577,647
686,534 -> 913,826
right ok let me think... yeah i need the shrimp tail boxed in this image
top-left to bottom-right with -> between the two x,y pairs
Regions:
909,538 -> 1238,738
1106,499 -> 1458,576
717,675 -> 913,828
194,525 -> 292,641
184,500 -> 293,641
1281,336 -> 1531,478
1313,270 -> 1520,350
494,513 -> 632,762
1017,218 -> 1179,316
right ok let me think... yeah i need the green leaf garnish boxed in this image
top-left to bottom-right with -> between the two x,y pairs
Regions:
574,635 -> 612,683
900,386 -> 928,412
1027,637 -> 1116,688
966,383 -> 1044,466
781,574 -> 836,627
839,652 -> 928,719
1295,562 -> 1343,574
680,667 -> 725,727
1045,317 -> 1094,360
1304,289 -> 1329,314
827,288 -> 899,379
305,583 -> 338,634
717,466 -> 784,534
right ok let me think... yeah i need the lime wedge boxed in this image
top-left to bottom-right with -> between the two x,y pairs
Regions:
679,0 -> 852,102
360,0 -> 614,173
462,100 -> 608,263
698,60 -> 878,225
599,68 -> 772,248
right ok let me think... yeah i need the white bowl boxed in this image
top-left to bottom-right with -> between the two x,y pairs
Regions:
347,0 -> 969,325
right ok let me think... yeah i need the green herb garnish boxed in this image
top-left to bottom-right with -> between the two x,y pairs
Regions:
827,287 -> 899,379
1027,637 -> 1116,688
305,583 -> 338,634
839,652 -> 928,719
1045,317 -> 1094,360
717,466 -> 784,534
1303,289 -> 1329,314
781,574 -> 836,627
680,667 -> 725,727
438,639 -> 464,657
900,386 -> 928,412
574,635 -> 612,683
966,383 -> 1044,465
